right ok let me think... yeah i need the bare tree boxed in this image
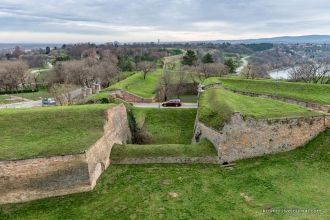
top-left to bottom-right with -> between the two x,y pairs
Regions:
289,61 -> 330,84
137,61 -> 155,79
49,83 -> 74,106
241,64 -> 258,79
47,58 -> 119,88
159,69 -> 173,101
0,61 -> 29,92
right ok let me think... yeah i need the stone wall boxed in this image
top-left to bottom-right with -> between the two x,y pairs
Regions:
194,114 -> 329,163
0,104 -> 131,204
111,90 -> 155,103
111,156 -> 220,165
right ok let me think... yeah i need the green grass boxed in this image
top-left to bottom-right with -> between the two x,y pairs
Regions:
207,77 -> 330,105
132,108 -> 197,144
106,69 -> 163,98
199,88 -> 321,129
111,139 -> 216,160
0,95 -> 14,104
17,88 -> 51,100
2,129 -> 329,219
0,104 -> 114,160
203,77 -> 223,86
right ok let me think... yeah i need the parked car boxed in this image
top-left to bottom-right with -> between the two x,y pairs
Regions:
161,99 -> 182,107
42,98 -> 56,106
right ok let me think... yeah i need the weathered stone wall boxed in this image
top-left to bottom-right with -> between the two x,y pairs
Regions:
86,105 -> 131,187
194,114 -> 328,163
111,90 -> 155,103
111,156 -> 220,165
0,104 -> 131,204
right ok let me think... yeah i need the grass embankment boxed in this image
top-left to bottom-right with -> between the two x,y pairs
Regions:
0,95 -> 19,104
132,108 -> 197,144
17,89 -> 51,100
106,69 -> 163,98
0,104 -> 114,160
199,88 -> 321,129
205,77 -> 330,105
111,139 -> 216,160
2,129 -> 329,219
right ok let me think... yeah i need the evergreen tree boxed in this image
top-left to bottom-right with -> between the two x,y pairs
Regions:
182,50 -> 197,66
224,58 -> 236,73
202,53 -> 214,63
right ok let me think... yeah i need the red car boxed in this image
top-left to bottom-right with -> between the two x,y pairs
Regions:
162,99 -> 182,107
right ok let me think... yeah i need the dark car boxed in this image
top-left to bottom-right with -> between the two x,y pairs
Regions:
162,99 -> 182,107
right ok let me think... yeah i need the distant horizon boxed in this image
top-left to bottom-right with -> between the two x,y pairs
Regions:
1,34 -> 330,45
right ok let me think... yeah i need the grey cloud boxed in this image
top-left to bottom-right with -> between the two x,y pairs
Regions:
1,0 -> 330,42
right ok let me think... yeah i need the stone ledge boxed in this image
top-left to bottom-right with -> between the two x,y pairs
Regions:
111,156 -> 220,164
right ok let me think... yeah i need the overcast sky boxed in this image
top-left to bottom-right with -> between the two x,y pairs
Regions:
1,0 -> 330,43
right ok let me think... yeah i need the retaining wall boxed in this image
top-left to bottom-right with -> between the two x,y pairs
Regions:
111,90 -> 155,103
0,104 -> 131,204
194,114 -> 329,163
111,156 -> 220,165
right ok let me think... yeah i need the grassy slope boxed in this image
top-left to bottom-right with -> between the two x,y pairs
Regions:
111,139 -> 216,160
207,77 -> 330,105
106,69 -> 163,98
199,88 -> 321,129
2,129 -> 329,220
0,95 -> 12,104
132,108 -> 197,144
18,89 -> 51,100
0,104 -> 114,160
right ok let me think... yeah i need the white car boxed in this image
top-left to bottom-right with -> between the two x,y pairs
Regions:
42,98 -> 56,106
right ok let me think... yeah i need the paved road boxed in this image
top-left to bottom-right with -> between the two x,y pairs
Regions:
132,102 -> 198,109
0,100 -> 42,109
236,56 -> 249,74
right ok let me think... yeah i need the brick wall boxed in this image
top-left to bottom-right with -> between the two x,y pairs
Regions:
0,104 -> 131,204
194,114 -> 328,163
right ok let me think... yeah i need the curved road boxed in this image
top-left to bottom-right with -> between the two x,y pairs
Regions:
236,56 -> 249,74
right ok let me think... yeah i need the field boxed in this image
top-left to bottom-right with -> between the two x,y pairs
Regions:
106,69 -> 163,98
132,108 -> 197,144
205,77 -> 330,105
1,129 -> 328,219
0,104 -> 113,160
199,88 -> 321,129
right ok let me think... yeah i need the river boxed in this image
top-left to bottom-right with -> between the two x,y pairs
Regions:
269,68 -> 292,79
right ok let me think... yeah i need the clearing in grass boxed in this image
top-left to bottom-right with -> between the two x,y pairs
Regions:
106,69 -> 163,98
199,88 -> 321,129
2,129 -> 328,219
0,104 -> 114,160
